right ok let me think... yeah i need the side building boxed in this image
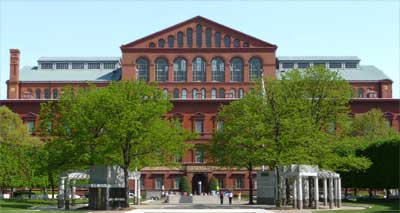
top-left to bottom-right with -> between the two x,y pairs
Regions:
1,16 -> 399,194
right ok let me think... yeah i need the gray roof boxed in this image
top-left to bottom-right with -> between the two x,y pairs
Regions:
277,56 -> 360,61
38,57 -> 120,62
19,66 -> 121,82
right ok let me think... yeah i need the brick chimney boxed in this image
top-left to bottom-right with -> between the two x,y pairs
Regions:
7,49 -> 20,99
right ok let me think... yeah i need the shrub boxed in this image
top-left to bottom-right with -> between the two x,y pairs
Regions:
179,176 -> 191,194
209,176 -> 219,191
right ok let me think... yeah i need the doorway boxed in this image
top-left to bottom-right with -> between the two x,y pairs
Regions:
192,173 -> 207,195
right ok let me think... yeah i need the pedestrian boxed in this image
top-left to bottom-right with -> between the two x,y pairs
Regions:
228,191 -> 233,205
219,190 -> 224,205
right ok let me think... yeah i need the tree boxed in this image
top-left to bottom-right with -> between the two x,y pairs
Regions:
179,176 -> 191,194
209,176 -> 219,192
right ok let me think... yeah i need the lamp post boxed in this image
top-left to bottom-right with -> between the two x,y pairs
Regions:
198,181 -> 202,195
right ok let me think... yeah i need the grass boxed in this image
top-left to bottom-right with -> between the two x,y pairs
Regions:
0,199 -> 89,212
313,199 -> 400,213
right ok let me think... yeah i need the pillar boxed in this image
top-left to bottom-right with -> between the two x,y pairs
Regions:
134,178 -> 138,205
71,180 -> 76,206
225,63 -> 230,82
303,177 -> 309,207
338,178 -> 342,208
314,177 -> 319,209
293,178 -> 297,209
64,177 -> 70,210
329,178 -> 334,209
323,178 -> 328,206
58,177 -> 65,208
334,178 -> 338,207
297,176 -> 303,210
137,176 -> 141,206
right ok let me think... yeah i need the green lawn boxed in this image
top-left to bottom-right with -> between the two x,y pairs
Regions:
0,199 -> 89,212
313,199 -> 400,213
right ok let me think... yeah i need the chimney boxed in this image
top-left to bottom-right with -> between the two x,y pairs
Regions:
8,49 -> 20,99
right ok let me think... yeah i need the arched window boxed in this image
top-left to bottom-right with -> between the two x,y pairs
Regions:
158,39 -> 165,48
182,89 -> 187,100
214,32 -> 221,47
238,88 -> 244,98
192,88 -> 198,99
177,31 -> 184,48
192,57 -> 206,82
187,28 -> 193,47
233,39 -> 240,47
224,35 -> 231,47
230,88 -> 236,98
168,35 -> 174,48
201,88 -> 206,99
26,88 -> 33,99
196,24 -> 202,48
163,89 -> 169,99
211,89 -> 217,99
230,57 -> 244,82
173,88 -> 179,99
219,88 -> 225,98
249,57 -> 262,81
53,88 -> 58,99
44,89 -> 50,99
155,58 -> 169,82
205,28 -> 212,47
149,42 -> 156,48
243,42 -> 249,47
35,89 -> 41,99
357,88 -> 363,98
136,58 -> 149,81
173,58 -> 187,82
211,57 -> 225,82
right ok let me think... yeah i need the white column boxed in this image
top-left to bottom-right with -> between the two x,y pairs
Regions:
303,177 -> 309,207
58,177 -> 65,208
329,178 -> 334,209
293,179 -> 297,209
314,177 -> 319,209
323,178 -> 328,206
338,178 -> 342,208
134,178 -> 138,205
137,177 -> 141,206
334,178 -> 338,207
297,176 -> 303,210
71,180 -> 76,206
65,177 -> 70,210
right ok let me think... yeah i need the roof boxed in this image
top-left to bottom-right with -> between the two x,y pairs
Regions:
19,66 -> 121,82
277,56 -> 360,61
38,57 -> 120,62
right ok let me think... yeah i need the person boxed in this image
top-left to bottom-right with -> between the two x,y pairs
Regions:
219,190 -> 224,205
228,191 -> 233,205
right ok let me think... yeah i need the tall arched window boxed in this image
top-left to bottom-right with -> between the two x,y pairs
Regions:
174,58 -> 187,82
224,35 -> 231,47
155,58 -> 169,82
230,88 -> 236,98
205,28 -> 211,47
230,57 -> 244,82
26,88 -> 33,99
233,39 -> 240,47
136,58 -> 149,81
214,32 -> 221,47
158,39 -> 165,48
168,35 -> 174,48
211,57 -> 225,82
211,88 -> 217,99
163,89 -> 169,99
173,88 -> 179,99
177,31 -> 184,48
53,88 -> 58,99
196,24 -> 202,48
192,88 -> 198,99
219,88 -> 225,98
201,88 -> 206,99
44,89 -> 50,99
187,28 -> 193,47
35,89 -> 41,99
357,88 -> 363,98
249,57 -> 262,81
182,89 -> 187,99
192,57 -> 206,82
238,88 -> 244,98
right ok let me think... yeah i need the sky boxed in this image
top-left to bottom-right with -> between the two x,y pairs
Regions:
0,0 -> 399,98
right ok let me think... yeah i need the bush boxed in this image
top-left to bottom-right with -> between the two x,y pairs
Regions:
209,176 -> 218,191
179,176 -> 191,194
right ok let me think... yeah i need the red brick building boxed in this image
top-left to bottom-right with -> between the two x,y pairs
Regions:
2,16 -> 399,194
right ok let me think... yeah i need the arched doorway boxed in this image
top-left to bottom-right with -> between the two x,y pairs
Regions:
192,173 -> 207,195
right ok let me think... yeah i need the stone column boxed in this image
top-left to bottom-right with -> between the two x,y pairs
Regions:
293,178 -> 297,209
134,178 -> 138,205
58,177 -> 65,208
137,176 -> 141,206
323,178 -> 328,206
71,180 -> 76,206
314,177 -> 319,209
334,178 -> 338,207
329,178 -> 334,209
64,177 -> 70,210
338,178 -> 342,208
297,176 -> 303,210
303,177 -> 309,207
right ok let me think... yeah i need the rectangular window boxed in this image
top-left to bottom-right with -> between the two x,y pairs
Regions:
41,63 -> 53,69
140,177 -> 145,189
155,176 -> 163,190
345,62 -> 357,69
282,63 -> 294,69
216,121 -> 224,132
173,177 -> 181,190
56,63 -> 69,69
194,120 -> 204,134
88,63 -> 100,69
104,63 -> 116,69
72,63 -> 84,69
195,150 -> 204,163
217,177 -> 225,189
329,63 -> 342,69
26,121 -> 35,134
298,63 -> 309,69
235,176 -> 243,189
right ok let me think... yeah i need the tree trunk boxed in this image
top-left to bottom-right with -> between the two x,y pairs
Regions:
248,163 -> 254,205
276,167 -> 282,207
344,188 -> 348,200
386,188 -> 390,199
29,187 -> 32,199
354,188 -> 358,197
123,166 -> 130,208
368,188 -> 373,199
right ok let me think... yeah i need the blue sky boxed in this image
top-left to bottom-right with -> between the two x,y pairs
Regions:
0,0 -> 399,98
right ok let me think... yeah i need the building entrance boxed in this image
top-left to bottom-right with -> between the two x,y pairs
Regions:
192,173 -> 207,195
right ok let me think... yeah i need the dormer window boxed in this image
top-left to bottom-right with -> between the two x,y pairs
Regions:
104,63 -> 116,69
329,62 -> 342,69
345,62 -> 357,69
88,63 -> 100,69
72,63 -> 84,69
41,63 -> 53,69
56,63 -> 68,69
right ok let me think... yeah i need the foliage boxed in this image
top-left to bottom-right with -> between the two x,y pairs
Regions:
179,176 -> 191,193
208,176 -> 219,191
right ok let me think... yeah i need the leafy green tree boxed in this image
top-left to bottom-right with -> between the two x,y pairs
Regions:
209,176 -> 219,191
179,176 -> 191,194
